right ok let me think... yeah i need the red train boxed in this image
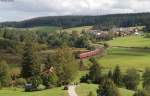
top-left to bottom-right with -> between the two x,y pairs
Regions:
78,48 -> 103,60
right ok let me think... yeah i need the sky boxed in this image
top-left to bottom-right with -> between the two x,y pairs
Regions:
0,0 -> 150,22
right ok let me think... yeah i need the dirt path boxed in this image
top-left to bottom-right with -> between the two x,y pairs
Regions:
68,85 -> 78,96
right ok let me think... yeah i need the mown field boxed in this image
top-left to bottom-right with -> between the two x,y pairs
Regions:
107,35 -> 150,48
76,83 -> 134,96
0,87 -> 67,96
99,35 -> 150,72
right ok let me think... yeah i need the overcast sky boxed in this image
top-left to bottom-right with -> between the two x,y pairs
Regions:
0,0 -> 150,22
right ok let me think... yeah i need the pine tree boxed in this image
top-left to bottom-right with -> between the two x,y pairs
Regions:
97,78 -> 120,96
21,42 -> 41,79
123,69 -> 140,90
89,58 -> 102,83
0,60 -> 11,87
112,65 -> 122,86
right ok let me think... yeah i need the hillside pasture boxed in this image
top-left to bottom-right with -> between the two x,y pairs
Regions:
108,36 -> 150,48
63,26 -> 92,33
99,36 -> 150,72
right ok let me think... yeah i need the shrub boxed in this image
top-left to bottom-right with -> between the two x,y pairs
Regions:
29,76 -> 43,91
37,84 -> 46,91
16,78 -> 27,87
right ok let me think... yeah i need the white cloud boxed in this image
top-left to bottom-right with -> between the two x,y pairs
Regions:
0,0 -> 150,22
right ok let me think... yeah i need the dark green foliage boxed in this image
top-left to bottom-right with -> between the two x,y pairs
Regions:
29,76 -> 43,90
97,78 -> 120,96
42,72 -> 58,88
0,60 -> 11,87
15,78 -> 27,87
143,68 -> 150,90
89,58 -> 102,83
112,65 -> 123,86
80,74 -> 89,83
1,13 -> 150,28
107,70 -> 113,79
21,42 -> 41,79
74,36 -> 89,48
50,46 -> 78,85
123,69 -> 140,90
133,90 -> 150,96
45,54 -> 54,69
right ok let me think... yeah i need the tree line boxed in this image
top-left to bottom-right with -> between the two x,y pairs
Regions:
1,13 -> 150,28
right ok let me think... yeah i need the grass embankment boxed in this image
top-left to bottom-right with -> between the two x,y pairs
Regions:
0,87 -> 67,96
76,83 -> 134,96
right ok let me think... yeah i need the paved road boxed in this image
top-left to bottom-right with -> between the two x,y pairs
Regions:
68,85 -> 78,96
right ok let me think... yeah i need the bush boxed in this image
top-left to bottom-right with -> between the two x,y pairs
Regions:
37,84 -> 46,91
29,76 -> 43,91
16,78 -> 27,87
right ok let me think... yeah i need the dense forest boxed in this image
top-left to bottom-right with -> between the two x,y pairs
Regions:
1,13 -> 150,28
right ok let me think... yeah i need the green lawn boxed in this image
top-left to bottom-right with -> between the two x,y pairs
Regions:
108,36 -> 150,48
76,83 -> 134,96
0,87 -> 67,96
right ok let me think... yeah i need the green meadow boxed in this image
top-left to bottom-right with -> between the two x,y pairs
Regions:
0,87 -> 67,96
99,36 -> 150,71
107,35 -> 150,48
76,83 -> 134,96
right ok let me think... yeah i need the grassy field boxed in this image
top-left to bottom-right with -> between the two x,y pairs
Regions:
108,36 -> 150,48
99,36 -> 150,72
0,87 -> 67,96
99,47 -> 150,71
64,26 -> 92,33
7,26 -> 60,33
76,83 -> 134,96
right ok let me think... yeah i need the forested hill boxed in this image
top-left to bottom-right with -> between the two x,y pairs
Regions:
1,13 -> 150,28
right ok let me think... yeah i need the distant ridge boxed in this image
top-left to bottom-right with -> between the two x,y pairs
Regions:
0,12 -> 150,28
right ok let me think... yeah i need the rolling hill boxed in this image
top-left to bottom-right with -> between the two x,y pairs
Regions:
1,13 -> 150,28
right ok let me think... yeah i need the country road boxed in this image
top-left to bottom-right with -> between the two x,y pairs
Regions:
68,85 -> 78,96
